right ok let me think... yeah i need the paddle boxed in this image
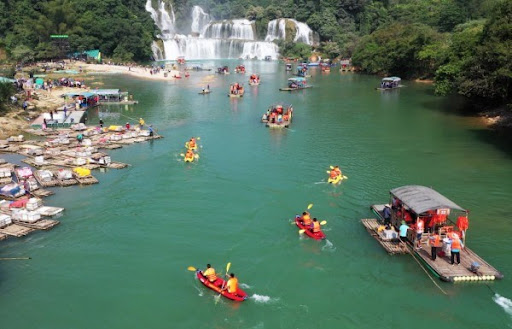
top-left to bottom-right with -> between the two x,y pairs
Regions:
216,262 -> 231,304
187,266 -> 197,271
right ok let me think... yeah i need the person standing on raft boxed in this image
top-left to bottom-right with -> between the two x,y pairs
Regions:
429,232 -> 442,261
450,233 -> 463,265
415,217 -> 424,250
139,118 -> 145,129
203,264 -> 222,287
399,221 -> 409,242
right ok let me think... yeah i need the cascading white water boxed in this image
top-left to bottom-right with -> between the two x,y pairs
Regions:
191,6 -> 210,35
265,18 -> 314,45
151,41 -> 164,60
265,19 -> 286,42
146,3 -> 284,59
203,19 -> 255,40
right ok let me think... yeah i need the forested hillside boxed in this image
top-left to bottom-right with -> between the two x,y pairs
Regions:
0,0 -> 510,104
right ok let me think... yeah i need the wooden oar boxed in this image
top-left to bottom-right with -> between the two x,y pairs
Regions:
216,262 -> 231,304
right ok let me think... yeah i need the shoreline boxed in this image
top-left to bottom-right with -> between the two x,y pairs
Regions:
1,63 -> 511,139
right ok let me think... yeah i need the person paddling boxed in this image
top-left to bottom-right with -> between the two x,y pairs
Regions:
310,218 -> 321,233
301,211 -> 312,226
188,137 -> 196,149
203,264 -> 222,287
223,273 -> 239,296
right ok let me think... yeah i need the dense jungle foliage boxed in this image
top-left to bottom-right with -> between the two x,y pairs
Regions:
0,0 -> 510,104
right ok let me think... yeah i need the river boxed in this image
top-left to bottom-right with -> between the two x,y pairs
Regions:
0,60 -> 511,329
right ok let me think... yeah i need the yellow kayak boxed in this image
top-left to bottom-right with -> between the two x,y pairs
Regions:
327,175 -> 343,184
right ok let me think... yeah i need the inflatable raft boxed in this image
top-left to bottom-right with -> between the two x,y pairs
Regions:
196,270 -> 247,302
295,216 -> 326,240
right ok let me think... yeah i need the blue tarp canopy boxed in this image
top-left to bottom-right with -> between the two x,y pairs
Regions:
382,77 -> 401,82
93,89 -> 120,95
62,92 -> 96,98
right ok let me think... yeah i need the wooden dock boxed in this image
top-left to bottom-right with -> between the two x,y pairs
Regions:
73,174 -> 98,185
361,219 -> 408,254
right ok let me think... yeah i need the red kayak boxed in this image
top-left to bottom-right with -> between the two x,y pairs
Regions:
295,216 -> 326,240
196,270 -> 248,302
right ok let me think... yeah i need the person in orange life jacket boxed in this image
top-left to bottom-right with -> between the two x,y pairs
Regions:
185,149 -> 194,159
223,273 -> 239,294
188,138 -> 196,148
415,217 -> 425,249
333,166 -> 341,176
203,264 -> 222,287
311,218 -> 321,233
429,232 -> 442,261
450,233 -> 464,265
301,211 -> 312,226
329,168 -> 339,179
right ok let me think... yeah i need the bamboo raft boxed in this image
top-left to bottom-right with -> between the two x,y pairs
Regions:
52,170 -> 79,187
31,189 -> 54,198
13,219 -> 60,230
34,170 -> 60,187
371,203 -> 503,282
73,174 -> 99,185
0,224 -> 36,237
279,86 -> 313,91
361,218 -> 408,255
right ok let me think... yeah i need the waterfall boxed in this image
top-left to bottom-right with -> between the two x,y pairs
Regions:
265,19 -> 314,45
203,19 -> 255,40
151,41 -> 164,60
146,3 -> 279,59
191,6 -> 210,35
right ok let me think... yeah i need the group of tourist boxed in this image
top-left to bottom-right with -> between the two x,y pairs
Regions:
249,74 -> 260,84
229,83 -> 244,96
298,211 -> 322,234
184,137 -> 198,162
261,104 -> 293,124
201,264 -> 241,296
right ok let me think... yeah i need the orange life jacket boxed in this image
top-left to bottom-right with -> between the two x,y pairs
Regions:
429,234 -> 441,247
302,214 -> 312,225
457,216 -> 469,231
329,170 -> 338,178
312,221 -> 320,233
334,168 -> 341,176
204,268 -> 217,282
451,237 -> 461,250
226,277 -> 238,294
186,151 -> 194,158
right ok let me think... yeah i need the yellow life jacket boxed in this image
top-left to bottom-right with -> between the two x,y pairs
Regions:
204,268 -> 217,282
227,277 -> 238,294
312,221 -> 321,233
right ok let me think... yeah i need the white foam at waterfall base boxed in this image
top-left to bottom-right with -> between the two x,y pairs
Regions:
151,41 -> 163,61
493,294 -> 512,317
191,6 -> 210,35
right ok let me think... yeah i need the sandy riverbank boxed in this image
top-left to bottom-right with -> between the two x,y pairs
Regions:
0,63 -> 187,138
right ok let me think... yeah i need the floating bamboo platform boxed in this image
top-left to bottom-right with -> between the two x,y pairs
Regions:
34,170 -> 59,187
73,174 -> 98,185
107,162 -> 128,169
370,203 -> 503,282
361,218 -> 408,255
13,219 -> 59,231
31,189 -> 54,198
0,224 -> 36,237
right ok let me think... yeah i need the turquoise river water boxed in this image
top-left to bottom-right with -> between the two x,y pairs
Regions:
1,60 -> 511,329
